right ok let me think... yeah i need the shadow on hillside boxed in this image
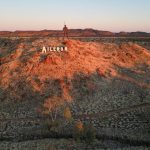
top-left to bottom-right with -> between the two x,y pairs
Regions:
0,62 -> 150,145
115,63 -> 150,87
0,63 -> 149,117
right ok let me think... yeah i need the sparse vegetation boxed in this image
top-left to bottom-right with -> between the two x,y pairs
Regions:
83,123 -> 96,144
63,106 -> 72,121
0,37 -> 150,149
73,120 -> 96,145
73,120 -> 84,141
42,96 -> 64,122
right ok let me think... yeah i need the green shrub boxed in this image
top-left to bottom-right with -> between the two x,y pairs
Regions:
83,123 -> 96,144
73,121 -> 96,144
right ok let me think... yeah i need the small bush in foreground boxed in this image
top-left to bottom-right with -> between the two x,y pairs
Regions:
73,120 -> 96,144
83,123 -> 96,144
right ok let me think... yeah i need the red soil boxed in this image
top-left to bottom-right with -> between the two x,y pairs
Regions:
0,39 -> 150,101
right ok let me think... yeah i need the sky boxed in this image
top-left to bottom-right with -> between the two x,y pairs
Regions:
0,0 -> 150,32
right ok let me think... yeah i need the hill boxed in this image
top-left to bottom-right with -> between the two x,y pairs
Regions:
0,29 -> 150,37
0,38 -> 150,149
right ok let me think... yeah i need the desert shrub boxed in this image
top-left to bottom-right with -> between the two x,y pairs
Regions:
75,120 -> 84,132
42,96 -> 64,122
83,123 -> 96,144
73,120 -> 84,141
63,106 -> 72,121
41,96 -> 66,134
73,120 -> 96,144
45,118 -> 60,133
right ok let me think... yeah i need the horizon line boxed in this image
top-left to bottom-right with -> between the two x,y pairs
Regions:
0,28 -> 150,34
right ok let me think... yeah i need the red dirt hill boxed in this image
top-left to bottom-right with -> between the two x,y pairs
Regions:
0,39 -> 150,101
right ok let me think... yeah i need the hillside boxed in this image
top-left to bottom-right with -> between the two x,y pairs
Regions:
1,38 -> 150,100
0,38 -> 150,149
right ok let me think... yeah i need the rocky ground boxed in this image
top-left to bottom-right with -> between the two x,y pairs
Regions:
1,138 -> 150,150
0,37 -> 150,149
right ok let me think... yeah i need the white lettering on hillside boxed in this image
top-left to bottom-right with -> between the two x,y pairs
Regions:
42,46 -> 68,53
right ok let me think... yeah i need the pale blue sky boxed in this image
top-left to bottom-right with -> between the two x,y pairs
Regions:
0,0 -> 150,32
